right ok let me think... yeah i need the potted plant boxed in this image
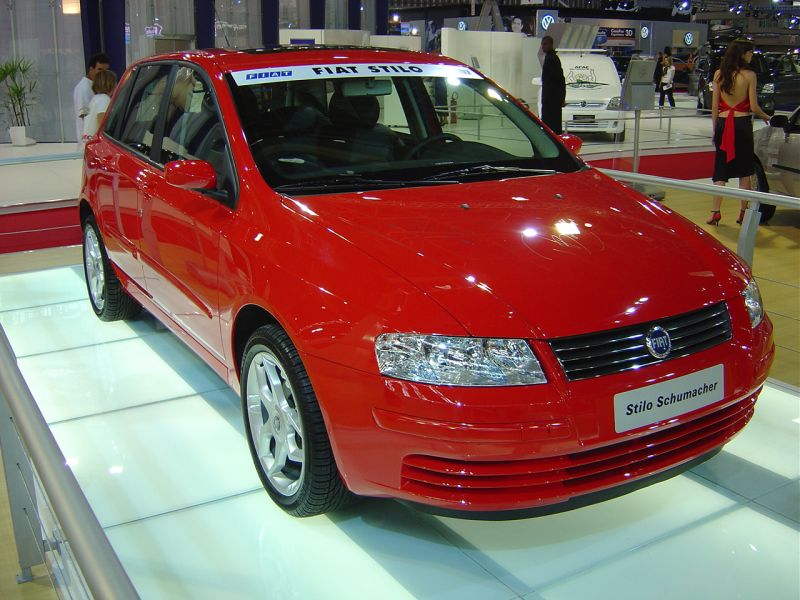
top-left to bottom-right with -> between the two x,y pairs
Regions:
0,58 -> 37,146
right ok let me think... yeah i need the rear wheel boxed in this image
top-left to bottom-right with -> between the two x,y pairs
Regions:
753,163 -> 777,224
241,324 -> 353,516
82,217 -> 140,321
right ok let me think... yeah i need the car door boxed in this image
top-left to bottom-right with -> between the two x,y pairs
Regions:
775,108 -> 800,197
109,64 -> 174,290
139,64 -> 237,364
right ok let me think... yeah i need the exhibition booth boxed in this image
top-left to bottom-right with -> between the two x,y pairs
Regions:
0,4 -> 798,600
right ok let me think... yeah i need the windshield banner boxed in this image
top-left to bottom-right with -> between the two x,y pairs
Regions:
232,63 -> 480,86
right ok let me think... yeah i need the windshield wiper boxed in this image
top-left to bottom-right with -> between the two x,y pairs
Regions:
422,164 -> 557,182
273,173 -> 456,193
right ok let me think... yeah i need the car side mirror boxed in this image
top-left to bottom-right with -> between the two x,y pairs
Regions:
164,160 -> 218,191
559,132 -> 583,154
769,114 -> 789,128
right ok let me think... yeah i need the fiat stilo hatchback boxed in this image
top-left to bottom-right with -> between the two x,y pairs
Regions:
80,47 -> 774,517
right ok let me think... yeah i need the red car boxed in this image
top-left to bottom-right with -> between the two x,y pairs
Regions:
79,47 -> 774,517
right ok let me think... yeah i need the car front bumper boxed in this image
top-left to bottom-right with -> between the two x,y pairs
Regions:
306,317 -> 774,514
564,107 -> 625,134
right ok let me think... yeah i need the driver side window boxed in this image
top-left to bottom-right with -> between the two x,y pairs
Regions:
160,66 -> 235,199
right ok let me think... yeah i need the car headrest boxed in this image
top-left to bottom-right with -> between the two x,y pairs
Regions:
328,92 -> 380,129
273,105 -> 327,133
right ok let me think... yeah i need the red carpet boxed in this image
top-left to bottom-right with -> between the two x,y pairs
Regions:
0,202 -> 81,254
586,149 -> 715,181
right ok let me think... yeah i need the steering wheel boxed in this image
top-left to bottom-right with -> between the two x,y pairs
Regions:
405,133 -> 462,159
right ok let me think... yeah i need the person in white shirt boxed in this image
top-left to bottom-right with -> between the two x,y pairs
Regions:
73,53 -> 110,148
83,70 -> 117,141
659,56 -> 676,108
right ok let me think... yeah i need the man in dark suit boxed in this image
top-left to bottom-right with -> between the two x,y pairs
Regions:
540,35 -> 566,134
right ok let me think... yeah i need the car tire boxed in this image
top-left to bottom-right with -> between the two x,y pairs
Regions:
613,129 -> 626,143
753,163 -> 777,224
82,216 -> 141,321
241,324 -> 353,516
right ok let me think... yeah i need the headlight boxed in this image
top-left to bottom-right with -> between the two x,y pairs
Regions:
761,83 -> 774,94
742,279 -> 764,328
375,334 -> 547,386
607,96 -> 621,110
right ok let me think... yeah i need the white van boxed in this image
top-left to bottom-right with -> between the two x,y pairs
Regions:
535,49 -> 626,141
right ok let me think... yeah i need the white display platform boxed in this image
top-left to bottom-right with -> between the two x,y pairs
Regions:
1,265 -> 797,600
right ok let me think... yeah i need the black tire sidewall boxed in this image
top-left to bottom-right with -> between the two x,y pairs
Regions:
82,217 -> 108,318
241,325 -> 316,512
754,163 -> 777,223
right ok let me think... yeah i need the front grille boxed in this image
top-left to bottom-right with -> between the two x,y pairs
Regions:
549,302 -> 732,381
401,395 -> 755,507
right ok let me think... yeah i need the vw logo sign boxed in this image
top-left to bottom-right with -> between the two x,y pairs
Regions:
684,32 -> 694,46
541,14 -> 555,30
645,326 -> 672,360
641,26 -> 650,39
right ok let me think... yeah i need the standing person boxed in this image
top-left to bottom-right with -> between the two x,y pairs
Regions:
540,35 -> 566,134
707,39 -> 771,226
659,56 -> 676,108
73,53 -> 110,148
653,52 -> 664,91
82,70 -> 117,142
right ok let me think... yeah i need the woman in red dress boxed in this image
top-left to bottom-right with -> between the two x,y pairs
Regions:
708,39 -> 771,225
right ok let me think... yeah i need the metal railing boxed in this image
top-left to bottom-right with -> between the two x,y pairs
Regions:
599,168 -> 800,266
0,325 -> 139,599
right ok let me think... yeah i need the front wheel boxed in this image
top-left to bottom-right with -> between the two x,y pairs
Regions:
241,324 -> 353,516
82,217 -> 140,321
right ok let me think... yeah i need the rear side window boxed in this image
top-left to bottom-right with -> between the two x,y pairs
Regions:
118,64 -> 172,157
103,70 -> 134,139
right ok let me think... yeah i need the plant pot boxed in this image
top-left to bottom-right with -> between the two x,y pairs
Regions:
9,126 -> 35,146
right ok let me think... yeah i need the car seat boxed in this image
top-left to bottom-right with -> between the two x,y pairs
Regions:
322,92 -> 398,163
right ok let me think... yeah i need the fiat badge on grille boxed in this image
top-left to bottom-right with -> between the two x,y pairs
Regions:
645,326 -> 672,359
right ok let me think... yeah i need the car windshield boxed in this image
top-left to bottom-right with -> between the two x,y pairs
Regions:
227,64 -> 582,193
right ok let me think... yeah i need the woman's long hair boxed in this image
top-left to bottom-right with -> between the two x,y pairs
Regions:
718,39 -> 755,95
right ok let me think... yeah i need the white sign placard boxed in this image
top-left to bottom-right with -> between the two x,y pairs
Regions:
613,364 -> 725,433
232,63 -> 481,86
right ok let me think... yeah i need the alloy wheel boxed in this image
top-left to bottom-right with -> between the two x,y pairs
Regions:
246,349 -> 305,496
84,226 -> 105,311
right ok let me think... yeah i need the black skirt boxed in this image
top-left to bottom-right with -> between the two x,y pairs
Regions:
712,116 -> 755,182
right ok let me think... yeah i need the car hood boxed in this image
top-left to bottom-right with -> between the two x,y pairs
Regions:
284,169 -> 747,339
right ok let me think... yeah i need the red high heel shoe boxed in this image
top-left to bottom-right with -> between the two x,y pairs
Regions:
706,211 -> 721,226
736,209 -> 746,224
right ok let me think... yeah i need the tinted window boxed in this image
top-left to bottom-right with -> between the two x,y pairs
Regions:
160,66 -> 234,197
750,55 -> 769,75
118,64 -> 172,157
104,70 -> 134,139
230,73 -> 578,192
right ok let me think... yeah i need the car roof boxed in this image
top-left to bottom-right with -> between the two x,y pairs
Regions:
131,46 -> 469,75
